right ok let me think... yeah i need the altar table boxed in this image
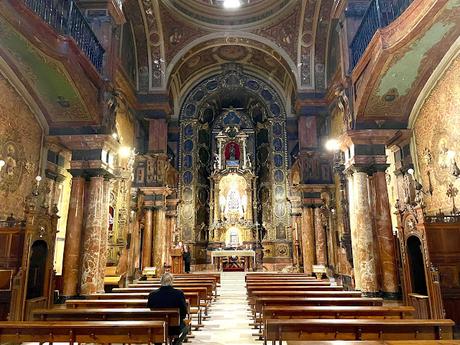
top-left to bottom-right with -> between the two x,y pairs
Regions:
210,250 -> 256,271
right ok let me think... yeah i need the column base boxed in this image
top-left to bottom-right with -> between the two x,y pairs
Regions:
381,291 -> 401,300
361,291 -> 381,298
57,294 -> 85,304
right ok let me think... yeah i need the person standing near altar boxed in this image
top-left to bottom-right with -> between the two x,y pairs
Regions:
183,244 -> 191,273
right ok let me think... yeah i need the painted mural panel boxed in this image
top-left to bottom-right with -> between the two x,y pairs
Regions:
0,73 -> 42,219
414,54 -> 460,214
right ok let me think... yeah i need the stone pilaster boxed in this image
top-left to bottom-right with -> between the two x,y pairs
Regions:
372,168 -> 399,296
347,171 -> 361,289
62,175 -> 85,297
97,178 -> 111,293
80,176 -> 105,295
301,206 -> 315,274
314,207 -> 327,265
353,169 -> 378,294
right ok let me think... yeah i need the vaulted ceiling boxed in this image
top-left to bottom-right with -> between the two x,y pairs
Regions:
124,0 -> 338,101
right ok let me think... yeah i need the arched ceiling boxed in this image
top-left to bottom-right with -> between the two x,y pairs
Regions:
126,0 -> 335,95
168,39 -> 297,105
161,0 -> 295,28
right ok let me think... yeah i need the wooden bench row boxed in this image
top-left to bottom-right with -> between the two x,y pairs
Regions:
244,273 -> 456,345
0,320 -> 166,344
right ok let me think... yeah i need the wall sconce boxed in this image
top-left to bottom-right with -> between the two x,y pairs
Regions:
32,175 -> 42,196
407,169 -> 421,189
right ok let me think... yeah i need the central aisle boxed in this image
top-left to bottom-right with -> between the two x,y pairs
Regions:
191,271 -> 258,345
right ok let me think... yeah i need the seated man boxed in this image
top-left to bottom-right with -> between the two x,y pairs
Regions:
147,272 -> 189,345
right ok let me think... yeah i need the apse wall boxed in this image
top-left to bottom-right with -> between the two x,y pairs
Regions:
413,53 -> 460,215
0,72 -> 43,218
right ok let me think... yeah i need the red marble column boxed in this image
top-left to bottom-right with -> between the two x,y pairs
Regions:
353,170 -> 378,294
142,208 -> 153,268
153,207 -> 167,271
373,170 -> 399,295
301,206 -> 315,274
62,176 -> 85,297
80,176 -> 104,295
97,178 -> 111,293
314,207 -> 327,265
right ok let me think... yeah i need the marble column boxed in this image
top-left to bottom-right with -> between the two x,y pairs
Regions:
80,176 -> 104,295
347,172 -> 362,290
314,207 -> 327,265
165,215 -> 174,266
97,179 -> 111,293
353,170 -> 378,294
62,176 -> 85,297
153,206 -> 167,271
301,206 -> 315,274
373,169 -> 399,295
142,208 -> 153,268
291,216 -> 300,267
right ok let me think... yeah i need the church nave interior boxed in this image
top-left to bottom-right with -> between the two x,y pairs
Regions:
0,0 -> 460,343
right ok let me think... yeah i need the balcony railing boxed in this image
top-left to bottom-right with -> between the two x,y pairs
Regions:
23,0 -> 104,73
350,0 -> 413,70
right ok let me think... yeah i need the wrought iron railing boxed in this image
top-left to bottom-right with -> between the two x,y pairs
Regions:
23,0 -> 104,73
350,0 -> 413,70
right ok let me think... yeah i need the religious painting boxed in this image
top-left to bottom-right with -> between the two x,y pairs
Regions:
298,116 -> 318,149
225,142 -> 240,161
218,173 -> 249,223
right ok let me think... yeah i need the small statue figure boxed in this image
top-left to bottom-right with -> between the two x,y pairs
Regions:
213,153 -> 220,170
229,144 -> 236,161
246,153 -> 252,169
334,79 -> 353,130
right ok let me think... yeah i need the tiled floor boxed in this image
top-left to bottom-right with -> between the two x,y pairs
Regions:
190,271 -> 258,345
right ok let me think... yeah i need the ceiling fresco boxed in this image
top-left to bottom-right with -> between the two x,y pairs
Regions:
354,0 -> 460,124
168,39 -> 297,97
133,0 -> 335,93
162,0 -> 294,28
0,16 -> 96,126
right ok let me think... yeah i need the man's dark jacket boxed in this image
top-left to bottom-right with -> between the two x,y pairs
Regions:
147,286 -> 187,334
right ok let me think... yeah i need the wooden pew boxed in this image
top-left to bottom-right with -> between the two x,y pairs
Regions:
126,283 -> 215,301
263,319 -> 455,345
0,320 -> 166,344
247,280 -> 332,286
254,303 -> 413,335
246,273 -> 315,279
250,290 -> 361,300
33,307 -> 180,325
131,281 -> 217,300
66,294 -> 204,328
247,285 -> 343,301
159,273 -> 221,285
285,341 -> 460,345
254,297 -> 383,319
85,290 -> 208,324
249,291 -> 363,315
246,281 -> 334,287
262,306 -> 415,320
246,275 -> 319,283
252,305 -> 416,337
